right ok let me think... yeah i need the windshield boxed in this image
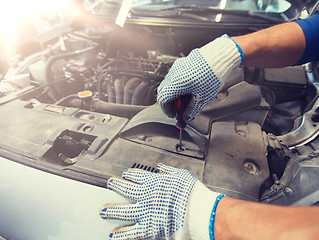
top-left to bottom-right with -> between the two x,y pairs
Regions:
134,0 -> 291,13
85,0 -> 292,14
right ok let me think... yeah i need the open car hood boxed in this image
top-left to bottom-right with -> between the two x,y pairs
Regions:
1,4 -> 319,238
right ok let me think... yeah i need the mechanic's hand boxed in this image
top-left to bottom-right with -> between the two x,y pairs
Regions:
157,35 -> 244,122
100,163 -> 224,240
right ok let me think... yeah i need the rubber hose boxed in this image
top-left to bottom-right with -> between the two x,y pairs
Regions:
55,94 -> 79,106
56,97 -> 147,118
93,100 -> 147,118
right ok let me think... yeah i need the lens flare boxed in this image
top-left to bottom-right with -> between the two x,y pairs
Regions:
0,0 -> 80,55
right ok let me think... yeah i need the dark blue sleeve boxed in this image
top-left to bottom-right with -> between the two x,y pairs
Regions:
295,13 -> 319,65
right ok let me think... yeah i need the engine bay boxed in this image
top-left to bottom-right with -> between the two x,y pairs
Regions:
1,16 -> 319,205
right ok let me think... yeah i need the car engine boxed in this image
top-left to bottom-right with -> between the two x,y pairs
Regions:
1,15 -> 319,206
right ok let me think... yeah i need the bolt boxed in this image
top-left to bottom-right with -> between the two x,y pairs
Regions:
83,125 -> 93,133
175,143 -> 185,152
243,161 -> 259,174
137,135 -> 147,141
284,187 -> 294,197
104,114 -> 112,122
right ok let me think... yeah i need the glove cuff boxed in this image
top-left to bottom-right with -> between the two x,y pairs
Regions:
199,35 -> 244,81
188,182 -> 224,240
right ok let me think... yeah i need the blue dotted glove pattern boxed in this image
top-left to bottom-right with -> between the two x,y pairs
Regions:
100,163 -> 197,240
157,49 -> 221,122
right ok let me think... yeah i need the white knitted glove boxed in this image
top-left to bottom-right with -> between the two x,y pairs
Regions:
100,163 -> 224,240
157,35 -> 244,122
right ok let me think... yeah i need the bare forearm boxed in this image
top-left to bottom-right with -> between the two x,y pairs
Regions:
214,197 -> 319,240
232,22 -> 306,68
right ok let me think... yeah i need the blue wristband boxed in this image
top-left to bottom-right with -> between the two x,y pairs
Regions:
224,35 -> 245,66
295,13 -> 319,65
209,194 -> 225,240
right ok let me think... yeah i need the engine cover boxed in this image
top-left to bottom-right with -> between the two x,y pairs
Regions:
204,121 -> 269,201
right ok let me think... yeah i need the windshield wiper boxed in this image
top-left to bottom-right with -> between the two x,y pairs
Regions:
133,5 -> 285,23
